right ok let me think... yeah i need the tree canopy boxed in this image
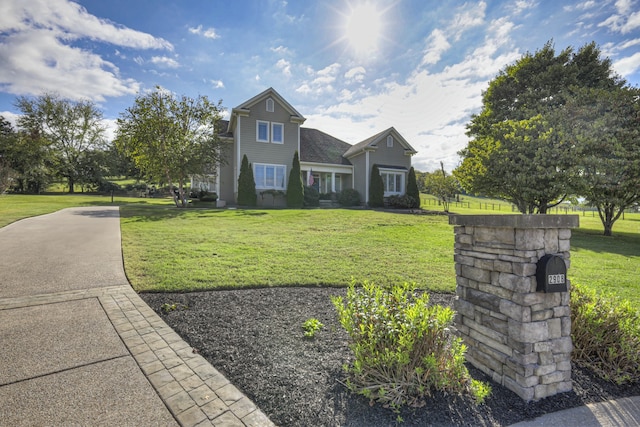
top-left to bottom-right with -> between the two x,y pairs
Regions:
15,94 -> 106,193
115,87 -> 226,207
455,41 -> 637,228
561,86 -> 640,235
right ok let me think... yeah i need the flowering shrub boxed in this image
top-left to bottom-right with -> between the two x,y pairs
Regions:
332,280 -> 490,410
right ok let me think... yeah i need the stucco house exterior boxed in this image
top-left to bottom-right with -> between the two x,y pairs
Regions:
191,87 -> 417,206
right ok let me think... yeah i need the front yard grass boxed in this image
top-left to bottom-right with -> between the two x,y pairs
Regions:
120,205 -> 640,307
120,207 -> 456,293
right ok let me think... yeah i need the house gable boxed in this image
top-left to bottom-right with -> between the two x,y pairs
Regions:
343,127 -> 417,159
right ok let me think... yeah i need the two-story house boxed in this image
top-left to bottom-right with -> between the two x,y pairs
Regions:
192,87 -> 417,207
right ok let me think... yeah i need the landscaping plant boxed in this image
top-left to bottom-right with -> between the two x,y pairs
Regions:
571,283 -> 640,384
302,317 -> 324,338
332,280 -> 490,410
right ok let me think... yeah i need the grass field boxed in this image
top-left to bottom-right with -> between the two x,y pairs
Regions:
2,193 -> 638,306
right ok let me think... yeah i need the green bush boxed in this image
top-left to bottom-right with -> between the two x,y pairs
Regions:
406,167 -> 420,209
286,151 -> 304,208
303,185 -> 319,207
237,154 -> 257,206
369,164 -> 384,208
571,283 -> 640,384
387,194 -> 417,209
332,280 -> 490,410
302,318 -> 324,338
338,188 -> 361,207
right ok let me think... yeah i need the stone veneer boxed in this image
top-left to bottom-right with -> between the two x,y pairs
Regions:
449,214 -> 579,401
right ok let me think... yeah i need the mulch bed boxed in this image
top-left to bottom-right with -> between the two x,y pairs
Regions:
141,287 -> 640,427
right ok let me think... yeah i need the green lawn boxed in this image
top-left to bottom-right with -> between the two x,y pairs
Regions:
2,194 -> 638,307
119,207 -> 456,293
0,193 -> 172,228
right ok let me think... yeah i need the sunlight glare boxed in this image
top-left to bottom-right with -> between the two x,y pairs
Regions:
345,2 -> 383,56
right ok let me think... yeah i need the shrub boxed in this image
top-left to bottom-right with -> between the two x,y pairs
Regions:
286,151 -> 304,208
338,188 -> 361,207
332,280 -> 490,410
303,185 -> 320,207
237,154 -> 257,206
406,167 -> 420,208
369,164 -> 384,208
302,318 -> 324,338
571,283 -> 640,384
386,194 -> 418,209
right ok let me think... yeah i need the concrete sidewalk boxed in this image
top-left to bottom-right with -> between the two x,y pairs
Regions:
0,207 -> 273,427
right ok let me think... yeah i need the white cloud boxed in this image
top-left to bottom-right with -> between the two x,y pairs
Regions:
0,0 -> 171,102
296,63 -> 341,95
151,56 -> 180,68
189,25 -> 220,39
599,1 -> 640,33
421,29 -> 451,66
563,1 -> 596,12
449,1 -> 486,41
613,52 -> 640,76
271,45 -> 292,55
344,66 -> 366,83
210,79 -> 225,89
511,0 -> 538,14
276,59 -> 292,77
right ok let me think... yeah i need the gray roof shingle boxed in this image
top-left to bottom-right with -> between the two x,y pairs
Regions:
300,128 -> 352,165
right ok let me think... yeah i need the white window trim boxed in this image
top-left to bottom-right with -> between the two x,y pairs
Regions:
266,98 -> 274,112
387,135 -> 394,147
257,120 -> 270,143
380,170 -> 405,197
271,122 -> 284,144
254,163 -> 287,190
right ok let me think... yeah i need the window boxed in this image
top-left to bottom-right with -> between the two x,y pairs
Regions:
254,163 -> 286,190
381,171 -> 404,195
266,98 -> 274,112
257,121 -> 269,142
387,135 -> 394,147
335,175 -> 341,192
271,122 -> 284,144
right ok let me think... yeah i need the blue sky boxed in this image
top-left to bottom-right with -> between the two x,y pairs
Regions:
1,0 -> 639,172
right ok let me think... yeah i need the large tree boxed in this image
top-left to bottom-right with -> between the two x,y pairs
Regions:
562,86 -> 640,236
116,87 -> 226,207
456,41 -> 623,213
0,116 -> 53,194
15,94 -> 106,193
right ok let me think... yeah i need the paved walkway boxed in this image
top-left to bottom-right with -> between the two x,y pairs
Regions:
0,207 -> 274,427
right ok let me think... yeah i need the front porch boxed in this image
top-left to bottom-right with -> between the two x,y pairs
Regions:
301,162 -> 353,196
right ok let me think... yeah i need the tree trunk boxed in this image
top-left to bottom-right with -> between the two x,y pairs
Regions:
68,178 -> 75,193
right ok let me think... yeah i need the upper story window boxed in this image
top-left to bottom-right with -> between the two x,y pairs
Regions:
257,120 -> 284,144
387,135 -> 394,147
266,98 -> 274,112
257,120 -> 269,142
271,122 -> 284,144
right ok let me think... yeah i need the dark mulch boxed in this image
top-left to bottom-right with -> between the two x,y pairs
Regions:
140,287 -> 640,427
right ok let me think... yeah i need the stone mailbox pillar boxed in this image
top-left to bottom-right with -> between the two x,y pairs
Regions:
449,214 -> 579,401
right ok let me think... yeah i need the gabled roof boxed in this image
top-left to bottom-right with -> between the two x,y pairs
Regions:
300,128 -> 352,165
343,127 -> 417,158
236,87 -> 305,122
